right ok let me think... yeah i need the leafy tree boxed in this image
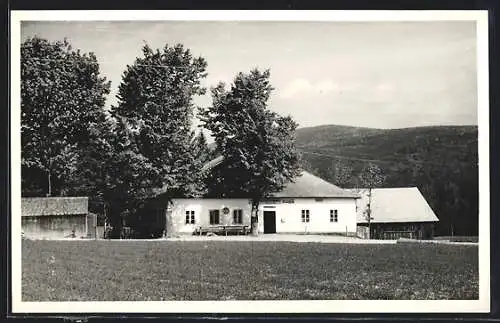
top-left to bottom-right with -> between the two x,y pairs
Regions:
358,163 -> 386,238
103,117 -> 161,236
192,131 -> 211,165
199,69 -> 301,235
358,162 -> 386,189
184,131 -> 213,197
108,43 -> 207,234
21,36 -> 111,197
299,156 -> 316,174
328,160 -> 354,187
63,114 -> 117,216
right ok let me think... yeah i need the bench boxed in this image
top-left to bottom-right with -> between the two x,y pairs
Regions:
195,225 -> 250,236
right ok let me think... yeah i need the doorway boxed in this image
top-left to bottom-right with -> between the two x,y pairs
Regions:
263,211 -> 276,234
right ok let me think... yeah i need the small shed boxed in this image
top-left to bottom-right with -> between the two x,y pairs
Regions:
21,196 -> 89,239
352,187 -> 439,240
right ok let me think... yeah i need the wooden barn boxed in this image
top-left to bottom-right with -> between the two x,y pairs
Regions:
21,197 -> 90,239
353,187 -> 439,240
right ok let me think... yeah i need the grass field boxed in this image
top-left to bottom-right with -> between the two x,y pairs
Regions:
22,240 -> 478,301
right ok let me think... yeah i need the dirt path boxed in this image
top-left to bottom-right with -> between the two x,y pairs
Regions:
163,234 -> 398,244
25,234 -> 478,245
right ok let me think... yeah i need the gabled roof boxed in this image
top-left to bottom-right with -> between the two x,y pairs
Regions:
349,187 -> 439,223
272,171 -> 359,198
21,197 -> 89,217
202,156 -> 359,199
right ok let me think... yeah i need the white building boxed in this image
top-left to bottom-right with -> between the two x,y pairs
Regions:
151,170 -> 360,236
140,158 -> 440,239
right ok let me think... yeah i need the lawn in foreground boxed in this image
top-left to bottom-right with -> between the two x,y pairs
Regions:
22,240 -> 478,301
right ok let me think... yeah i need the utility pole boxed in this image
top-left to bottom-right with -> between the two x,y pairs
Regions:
367,188 -> 372,239
101,201 -> 105,240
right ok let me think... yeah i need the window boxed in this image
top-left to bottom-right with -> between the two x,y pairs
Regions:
185,210 -> 195,224
209,210 -> 220,225
233,209 -> 243,224
330,209 -> 338,222
301,209 -> 310,223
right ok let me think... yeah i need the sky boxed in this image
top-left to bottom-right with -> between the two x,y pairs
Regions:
21,20 -> 478,130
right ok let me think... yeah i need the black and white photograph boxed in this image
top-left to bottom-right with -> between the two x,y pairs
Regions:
10,10 -> 490,313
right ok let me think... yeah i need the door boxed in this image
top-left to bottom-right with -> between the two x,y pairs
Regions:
263,211 -> 276,234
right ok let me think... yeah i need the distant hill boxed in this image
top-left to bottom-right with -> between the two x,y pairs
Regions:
295,124 -> 478,237
295,124 -> 385,148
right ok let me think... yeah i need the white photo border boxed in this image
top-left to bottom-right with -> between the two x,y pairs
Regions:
10,10 -> 490,314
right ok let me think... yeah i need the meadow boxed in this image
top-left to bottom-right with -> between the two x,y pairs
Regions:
22,240 -> 478,301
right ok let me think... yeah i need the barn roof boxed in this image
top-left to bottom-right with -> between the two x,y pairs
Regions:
200,156 -> 359,199
350,187 -> 439,223
21,197 -> 89,217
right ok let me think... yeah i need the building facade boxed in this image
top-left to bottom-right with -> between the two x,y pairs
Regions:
353,187 -> 439,240
163,196 -> 358,235
150,170 -> 360,236
21,196 -> 90,239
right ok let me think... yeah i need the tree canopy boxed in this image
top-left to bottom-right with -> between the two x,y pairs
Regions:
199,69 -> 301,234
111,44 -> 207,196
358,163 -> 386,189
21,36 -> 111,197
103,43 -> 208,235
328,160 -> 355,188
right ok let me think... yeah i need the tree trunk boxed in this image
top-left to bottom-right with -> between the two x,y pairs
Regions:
108,202 -> 123,239
367,188 -> 372,239
250,200 -> 259,236
47,172 -> 52,197
164,200 -> 173,238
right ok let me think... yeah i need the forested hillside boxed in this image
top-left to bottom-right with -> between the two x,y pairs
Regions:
296,125 -> 479,237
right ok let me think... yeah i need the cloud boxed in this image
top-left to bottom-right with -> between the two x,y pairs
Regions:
278,78 -> 357,99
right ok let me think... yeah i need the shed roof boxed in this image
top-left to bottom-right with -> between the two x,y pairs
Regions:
21,197 -> 89,217
350,187 -> 439,223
